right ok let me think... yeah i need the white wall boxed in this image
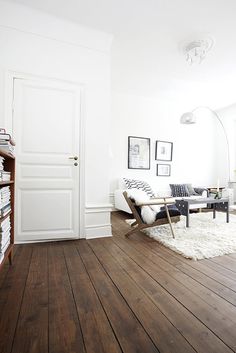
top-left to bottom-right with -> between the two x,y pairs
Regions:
110,92 -> 220,198
0,1 -> 113,239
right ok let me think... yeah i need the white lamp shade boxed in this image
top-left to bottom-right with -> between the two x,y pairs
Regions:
180,112 -> 196,124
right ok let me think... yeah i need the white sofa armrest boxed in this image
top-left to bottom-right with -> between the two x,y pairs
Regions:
114,189 -> 132,214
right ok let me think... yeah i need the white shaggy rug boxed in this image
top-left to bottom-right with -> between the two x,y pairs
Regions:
127,212 -> 236,260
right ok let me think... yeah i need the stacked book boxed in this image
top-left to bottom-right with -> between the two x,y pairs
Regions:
0,215 -> 11,264
0,186 -> 11,218
0,156 -> 4,171
0,129 -> 15,156
0,156 -> 11,181
0,171 -> 11,181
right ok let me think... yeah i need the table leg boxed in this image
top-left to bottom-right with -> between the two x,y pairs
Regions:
226,202 -> 229,223
186,204 -> 190,227
213,204 -> 216,219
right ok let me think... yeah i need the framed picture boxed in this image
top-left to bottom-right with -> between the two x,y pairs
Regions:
128,136 -> 150,169
157,164 -> 171,176
155,140 -> 173,161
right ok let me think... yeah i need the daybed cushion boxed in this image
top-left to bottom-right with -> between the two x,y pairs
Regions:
133,203 -> 180,224
156,204 -> 181,220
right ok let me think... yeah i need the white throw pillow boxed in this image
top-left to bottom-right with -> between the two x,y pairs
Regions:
126,189 -> 150,204
126,189 -> 158,224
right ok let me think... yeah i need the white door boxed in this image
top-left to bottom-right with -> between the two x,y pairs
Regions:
12,78 -> 81,242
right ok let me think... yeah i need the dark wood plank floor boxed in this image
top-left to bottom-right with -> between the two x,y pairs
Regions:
1,211 -> 236,353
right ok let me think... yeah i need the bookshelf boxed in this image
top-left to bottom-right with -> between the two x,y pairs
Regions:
0,149 -> 15,270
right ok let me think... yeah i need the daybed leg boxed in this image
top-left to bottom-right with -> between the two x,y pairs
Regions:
131,220 -> 138,227
125,226 -> 139,238
164,204 -> 175,239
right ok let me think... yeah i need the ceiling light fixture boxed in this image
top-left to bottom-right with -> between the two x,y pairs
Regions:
183,38 -> 214,65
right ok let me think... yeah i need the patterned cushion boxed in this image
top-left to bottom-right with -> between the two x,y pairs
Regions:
169,184 -> 190,197
123,178 -> 155,197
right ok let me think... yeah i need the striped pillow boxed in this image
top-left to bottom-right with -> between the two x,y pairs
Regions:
123,178 -> 155,198
169,184 -> 190,197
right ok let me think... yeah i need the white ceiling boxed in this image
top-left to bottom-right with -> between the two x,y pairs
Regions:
6,0 -> 236,108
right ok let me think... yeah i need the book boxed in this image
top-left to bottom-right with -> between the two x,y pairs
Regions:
0,240 -> 10,255
0,204 -> 11,217
0,141 -> 14,156
0,232 -> 11,246
0,133 -> 10,141
1,186 -> 10,194
0,224 -> 11,234
0,171 -> 11,181
0,217 -> 10,228
0,132 -> 15,146
0,201 -> 11,210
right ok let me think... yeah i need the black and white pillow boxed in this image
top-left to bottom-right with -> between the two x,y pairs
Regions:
169,184 -> 190,197
123,178 -> 155,198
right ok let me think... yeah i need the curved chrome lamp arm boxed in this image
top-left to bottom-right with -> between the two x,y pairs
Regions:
181,106 -> 230,185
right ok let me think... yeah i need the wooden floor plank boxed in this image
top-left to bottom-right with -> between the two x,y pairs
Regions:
210,256 -> 236,272
202,258 -> 236,281
48,242 -> 86,353
148,243 -> 236,293
88,238 -> 197,353
123,233 -> 236,310
63,241 -> 122,353
0,245 -> 33,353
111,233 -> 236,351
0,246 -> 19,289
100,237 -> 233,353
1,212 -> 236,353
114,212 -> 236,303
11,244 -> 49,353
77,239 -> 160,353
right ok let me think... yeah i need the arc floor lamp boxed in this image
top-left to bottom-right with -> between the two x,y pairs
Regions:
180,106 -> 230,187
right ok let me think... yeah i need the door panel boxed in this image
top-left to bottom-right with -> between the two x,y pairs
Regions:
13,78 -> 81,242
20,84 -> 76,154
20,190 -> 72,232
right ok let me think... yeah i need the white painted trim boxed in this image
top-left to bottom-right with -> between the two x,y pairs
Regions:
109,192 -> 116,210
85,224 -> 112,239
85,204 -> 113,213
86,223 -> 111,229
6,71 -> 86,240
15,237 -> 79,244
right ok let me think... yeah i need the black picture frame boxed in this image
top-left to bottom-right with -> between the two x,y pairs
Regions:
157,164 -> 171,176
155,140 -> 173,161
128,136 -> 150,169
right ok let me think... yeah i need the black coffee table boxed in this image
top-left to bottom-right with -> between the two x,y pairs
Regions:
175,197 -> 229,227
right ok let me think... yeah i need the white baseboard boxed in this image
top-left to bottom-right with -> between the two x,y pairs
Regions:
85,223 -> 112,239
85,203 -> 112,239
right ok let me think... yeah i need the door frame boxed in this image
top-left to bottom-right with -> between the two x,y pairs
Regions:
5,70 -> 86,240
